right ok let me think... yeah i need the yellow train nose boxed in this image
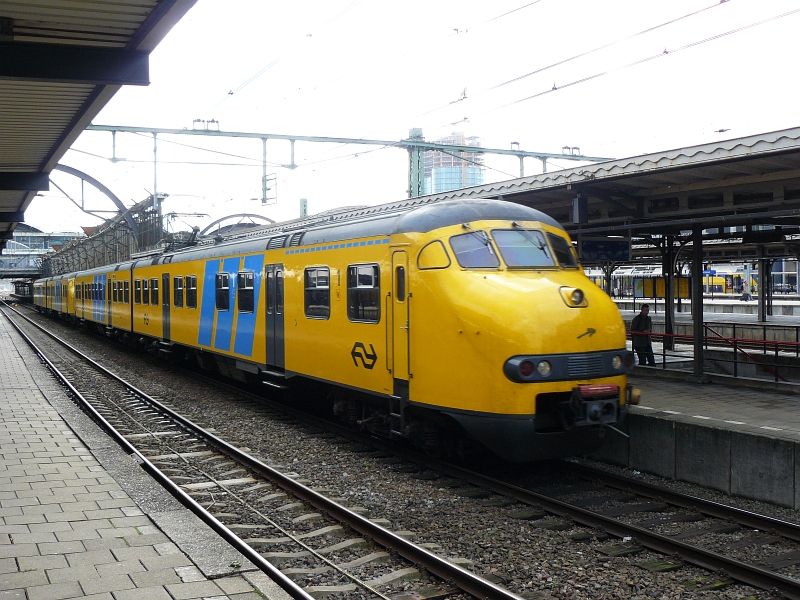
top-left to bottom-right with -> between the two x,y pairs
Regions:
628,387 -> 641,405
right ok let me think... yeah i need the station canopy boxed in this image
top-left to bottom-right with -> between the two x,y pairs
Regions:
0,0 -> 196,252
423,127 -> 800,263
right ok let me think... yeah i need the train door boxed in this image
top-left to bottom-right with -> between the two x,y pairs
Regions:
162,273 -> 170,340
265,263 -> 285,369
391,252 -> 410,394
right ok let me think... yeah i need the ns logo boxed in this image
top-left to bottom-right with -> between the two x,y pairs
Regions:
351,342 -> 377,369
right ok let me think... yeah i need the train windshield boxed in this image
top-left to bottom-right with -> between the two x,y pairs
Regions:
450,231 -> 500,268
491,229 -> 556,268
547,234 -> 578,268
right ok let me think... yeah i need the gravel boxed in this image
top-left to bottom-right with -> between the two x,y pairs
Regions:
16,307 -> 793,599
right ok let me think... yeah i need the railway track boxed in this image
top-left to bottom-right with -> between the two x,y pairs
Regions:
13,303 -> 800,598
1,303 -> 518,600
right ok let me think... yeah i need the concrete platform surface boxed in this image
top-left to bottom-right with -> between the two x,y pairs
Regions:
0,316 -> 291,600
593,372 -> 800,509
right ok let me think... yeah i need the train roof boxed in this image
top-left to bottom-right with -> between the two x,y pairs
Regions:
161,199 -> 564,264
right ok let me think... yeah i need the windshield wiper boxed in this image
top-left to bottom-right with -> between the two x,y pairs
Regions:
512,221 -> 550,258
462,224 -> 495,255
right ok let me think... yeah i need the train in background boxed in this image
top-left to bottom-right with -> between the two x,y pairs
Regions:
585,264 -> 760,297
33,199 -> 638,462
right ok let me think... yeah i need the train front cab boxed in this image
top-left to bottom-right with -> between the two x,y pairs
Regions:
395,217 -> 633,462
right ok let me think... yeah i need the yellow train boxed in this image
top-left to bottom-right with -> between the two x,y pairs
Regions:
34,199 -> 637,461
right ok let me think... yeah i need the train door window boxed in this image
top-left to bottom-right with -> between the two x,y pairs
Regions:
101,282 -> 105,301
276,270 -> 283,315
150,278 -> 159,305
124,281 -> 130,304
395,266 -> 406,302
238,271 -> 255,313
112,282 -> 117,303
142,279 -> 149,305
76,284 -> 81,301
267,271 -> 274,313
304,267 -> 330,319
215,273 -> 230,311
347,264 -> 380,323
174,276 -> 184,308
186,275 -> 197,308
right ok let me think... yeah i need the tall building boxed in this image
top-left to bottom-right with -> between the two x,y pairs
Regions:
423,132 -> 485,195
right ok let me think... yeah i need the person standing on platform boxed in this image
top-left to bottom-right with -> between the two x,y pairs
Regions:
630,304 -> 656,366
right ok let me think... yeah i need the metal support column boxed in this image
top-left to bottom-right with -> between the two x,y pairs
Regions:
408,146 -> 424,198
663,236 -> 675,351
758,247 -> 767,322
689,227 -> 707,382
261,138 -> 268,204
541,157 -> 547,173
519,156 -> 525,178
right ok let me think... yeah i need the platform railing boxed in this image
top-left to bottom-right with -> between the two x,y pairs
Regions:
628,330 -> 800,384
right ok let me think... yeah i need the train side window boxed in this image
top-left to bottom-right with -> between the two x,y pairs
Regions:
101,282 -> 105,301
142,279 -> 149,305
417,240 -> 451,270
124,281 -> 130,304
276,270 -> 283,315
238,271 -> 255,313
134,280 -> 141,304
76,284 -> 81,301
186,276 -> 197,308
547,233 -> 579,268
174,276 -> 184,308
347,264 -> 380,323
304,267 -> 330,319
267,272 -> 274,313
112,282 -> 117,303
150,278 -> 159,305
215,273 -> 230,311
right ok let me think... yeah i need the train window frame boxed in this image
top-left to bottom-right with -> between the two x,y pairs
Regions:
238,271 -> 255,313
267,271 -> 274,314
347,264 -> 380,323
124,280 -> 130,304
215,273 -> 230,311
449,231 -> 501,269
150,278 -> 159,306
174,276 -> 184,308
304,267 -> 330,320
186,275 -> 197,309
142,278 -> 149,305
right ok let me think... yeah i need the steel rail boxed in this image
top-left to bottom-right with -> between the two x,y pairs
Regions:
416,457 -> 800,599
563,461 -> 800,542
4,304 -> 522,600
0,305 -> 315,600
171,367 -> 800,598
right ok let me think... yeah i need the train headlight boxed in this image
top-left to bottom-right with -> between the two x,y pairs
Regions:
570,289 -> 584,305
536,360 -> 552,377
518,360 -> 535,377
612,355 -> 622,370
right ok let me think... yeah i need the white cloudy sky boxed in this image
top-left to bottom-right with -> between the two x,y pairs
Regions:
25,0 -> 800,234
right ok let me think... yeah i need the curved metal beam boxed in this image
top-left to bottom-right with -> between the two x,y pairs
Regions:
199,213 -> 275,237
52,164 -> 139,240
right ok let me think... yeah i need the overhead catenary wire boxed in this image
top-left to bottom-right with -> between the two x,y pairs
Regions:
498,7 -> 800,109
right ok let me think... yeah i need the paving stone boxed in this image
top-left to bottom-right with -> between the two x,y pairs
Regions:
165,580 -> 224,599
45,565 -> 100,584
110,545 -> 158,561
113,585 -> 172,600
215,575 -> 256,594
25,581 -> 82,600
65,549 -> 116,568
130,567 -> 183,588
79,574 -> 135,594
95,559 -> 146,578
0,543 -> 39,558
0,559 -> 17,575
0,568 -> 49,590
38,541 -> 86,555
17,553 -> 68,571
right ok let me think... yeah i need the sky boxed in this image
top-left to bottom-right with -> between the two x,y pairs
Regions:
25,0 -> 800,235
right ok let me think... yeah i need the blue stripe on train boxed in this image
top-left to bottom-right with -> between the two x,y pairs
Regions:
233,254 -> 265,357
198,260 -> 220,347
214,257 -> 240,352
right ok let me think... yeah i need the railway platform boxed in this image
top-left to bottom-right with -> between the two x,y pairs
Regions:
0,317 -> 290,599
